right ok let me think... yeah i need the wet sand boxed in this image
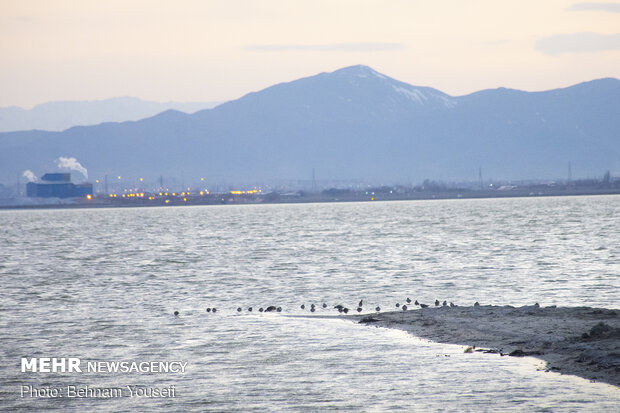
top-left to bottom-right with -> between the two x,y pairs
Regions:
354,305 -> 620,387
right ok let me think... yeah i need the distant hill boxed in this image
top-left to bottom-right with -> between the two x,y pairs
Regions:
0,65 -> 618,185
0,97 -> 221,132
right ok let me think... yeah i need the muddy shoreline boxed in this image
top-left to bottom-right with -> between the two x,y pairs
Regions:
353,305 -> 620,387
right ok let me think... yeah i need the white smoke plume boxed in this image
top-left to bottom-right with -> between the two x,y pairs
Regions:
57,157 -> 88,179
23,170 -> 37,182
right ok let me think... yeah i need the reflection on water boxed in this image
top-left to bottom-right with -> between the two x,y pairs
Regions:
1,195 -> 619,411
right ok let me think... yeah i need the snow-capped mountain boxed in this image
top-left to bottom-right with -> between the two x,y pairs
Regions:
0,65 -> 618,184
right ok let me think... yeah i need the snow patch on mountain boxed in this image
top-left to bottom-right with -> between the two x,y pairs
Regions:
439,95 -> 457,108
392,85 -> 428,104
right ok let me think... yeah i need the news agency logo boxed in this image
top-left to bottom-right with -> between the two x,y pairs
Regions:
21,358 -> 81,373
21,358 -> 188,373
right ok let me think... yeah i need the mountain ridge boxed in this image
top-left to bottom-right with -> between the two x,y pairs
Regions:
0,97 -> 220,133
1,66 -> 618,185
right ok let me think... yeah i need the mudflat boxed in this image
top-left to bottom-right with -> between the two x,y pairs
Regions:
355,305 -> 620,387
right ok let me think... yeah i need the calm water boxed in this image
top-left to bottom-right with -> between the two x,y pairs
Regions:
1,195 -> 619,411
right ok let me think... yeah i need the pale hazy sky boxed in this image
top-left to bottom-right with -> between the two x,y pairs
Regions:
1,0 -> 619,108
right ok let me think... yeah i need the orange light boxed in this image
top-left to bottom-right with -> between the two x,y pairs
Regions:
86,194 -> 92,200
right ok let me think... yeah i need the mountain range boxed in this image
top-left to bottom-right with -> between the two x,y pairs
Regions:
0,97 -> 220,133
1,65 -> 618,186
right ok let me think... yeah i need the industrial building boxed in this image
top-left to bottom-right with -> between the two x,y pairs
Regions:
26,173 -> 93,198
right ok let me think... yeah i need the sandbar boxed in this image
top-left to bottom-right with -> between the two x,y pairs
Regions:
354,305 -> 620,387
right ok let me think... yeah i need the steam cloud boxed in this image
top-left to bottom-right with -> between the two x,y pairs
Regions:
57,157 -> 88,179
23,170 -> 37,182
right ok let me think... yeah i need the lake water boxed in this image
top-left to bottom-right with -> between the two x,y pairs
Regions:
1,195 -> 619,411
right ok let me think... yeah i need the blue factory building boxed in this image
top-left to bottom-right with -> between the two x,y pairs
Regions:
26,173 -> 93,198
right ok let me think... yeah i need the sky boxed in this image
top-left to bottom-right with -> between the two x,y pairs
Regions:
1,0 -> 619,108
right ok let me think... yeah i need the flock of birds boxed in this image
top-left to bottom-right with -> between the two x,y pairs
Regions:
314,298 -> 463,314
174,298 -> 475,316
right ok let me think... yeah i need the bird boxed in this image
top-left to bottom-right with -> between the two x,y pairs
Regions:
396,303 -> 400,308
322,303 -> 327,308
442,300 -> 447,307
450,302 -> 456,308
310,307 -> 315,312
206,308 -> 211,312
343,308 -> 349,314
259,308 -> 264,312
265,306 -> 277,312
402,305 -> 408,311
248,307 -> 253,312
357,307 -> 362,312
474,302 -> 480,307
435,300 -> 440,306
375,306 -> 381,312
415,300 -> 419,305
212,308 -> 217,313
301,304 -> 305,309
534,303 -> 540,308
174,311 -> 179,316
334,304 -> 344,312
237,307 -> 242,312
420,303 -> 429,308
276,307 -> 282,312
358,299 -> 363,307
406,297 -> 411,304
